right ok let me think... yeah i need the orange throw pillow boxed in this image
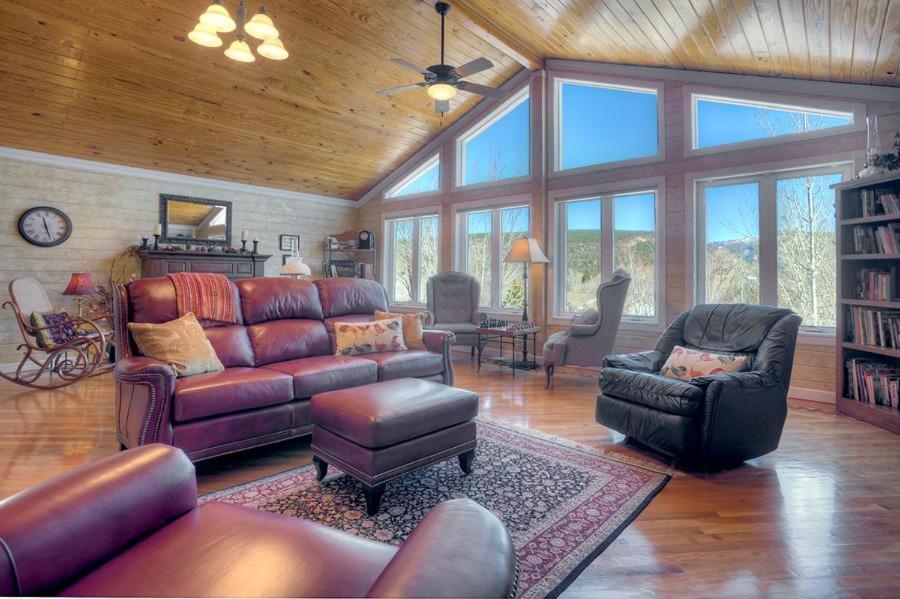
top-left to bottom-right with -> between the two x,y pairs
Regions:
334,317 -> 406,356
659,345 -> 749,381
128,312 -> 224,377
375,310 -> 427,350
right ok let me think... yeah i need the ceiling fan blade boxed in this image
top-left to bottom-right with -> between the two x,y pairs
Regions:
452,57 -> 493,79
457,81 -> 506,99
391,58 -> 431,76
377,82 -> 426,96
435,99 -> 450,114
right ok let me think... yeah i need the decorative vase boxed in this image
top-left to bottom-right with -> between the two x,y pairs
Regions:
859,115 -> 883,178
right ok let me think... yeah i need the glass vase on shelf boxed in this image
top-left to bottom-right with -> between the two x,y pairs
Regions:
858,115 -> 882,178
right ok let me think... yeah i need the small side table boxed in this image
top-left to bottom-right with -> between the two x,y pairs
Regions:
475,326 -> 541,377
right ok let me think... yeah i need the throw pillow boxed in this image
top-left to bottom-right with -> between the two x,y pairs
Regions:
31,308 -> 78,349
334,317 -> 406,356
128,312 -> 224,377
660,345 -> 749,381
375,309 -> 427,350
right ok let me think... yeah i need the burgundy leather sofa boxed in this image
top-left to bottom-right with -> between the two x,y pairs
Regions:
0,444 -> 517,597
112,277 -> 455,462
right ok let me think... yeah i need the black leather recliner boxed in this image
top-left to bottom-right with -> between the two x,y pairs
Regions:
596,304 -> 801,467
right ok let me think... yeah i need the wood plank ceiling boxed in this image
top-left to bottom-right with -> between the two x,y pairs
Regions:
0,1 -> 897,201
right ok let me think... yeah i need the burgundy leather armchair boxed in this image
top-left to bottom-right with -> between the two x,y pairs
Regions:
113,277 -> 456,462
0,444 -> 517,598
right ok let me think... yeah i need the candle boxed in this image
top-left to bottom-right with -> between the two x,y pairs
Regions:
241,230 -> 248,241
153,224 -> 161,235
253,236 -> 259,242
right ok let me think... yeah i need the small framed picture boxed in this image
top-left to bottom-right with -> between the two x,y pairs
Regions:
280,234 -> 300,252
282,254 -> 292,265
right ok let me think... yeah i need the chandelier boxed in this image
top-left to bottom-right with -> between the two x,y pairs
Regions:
188,1 -> 288,62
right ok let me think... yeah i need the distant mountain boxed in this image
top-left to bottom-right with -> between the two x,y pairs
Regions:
707,237 -> 758,261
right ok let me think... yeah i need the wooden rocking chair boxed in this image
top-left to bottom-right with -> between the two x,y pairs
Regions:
1,278 -> 109,389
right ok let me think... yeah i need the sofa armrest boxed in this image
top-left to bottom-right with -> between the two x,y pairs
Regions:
114,357 -> 177,448
366,499 -> 516,598
0,445 -> 196,596
603,350 -> 665,372
422,329 -> 456,387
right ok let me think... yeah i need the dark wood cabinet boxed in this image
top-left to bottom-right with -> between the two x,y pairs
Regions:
139,250 -> 270,281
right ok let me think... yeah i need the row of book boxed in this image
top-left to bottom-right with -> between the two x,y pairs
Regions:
847,306 -> 900,348
326,260 -> 374,279
851,188 -> 900,218
851,223 -> 900,254
854,267 -> 899,300
846,358 -> 900,408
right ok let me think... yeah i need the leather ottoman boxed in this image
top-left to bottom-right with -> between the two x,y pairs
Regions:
310,378 -> 478,515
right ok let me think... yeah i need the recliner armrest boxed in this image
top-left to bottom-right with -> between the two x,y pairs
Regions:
570,323 -> 599,337
603,350 -> 666,372
422,330 -> 456,386
114,357 -> 178,447
366,499 -> 516,598
690,370 -> 780,390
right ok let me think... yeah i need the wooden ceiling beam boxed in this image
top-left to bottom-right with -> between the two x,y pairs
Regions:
445,0 -> 544,71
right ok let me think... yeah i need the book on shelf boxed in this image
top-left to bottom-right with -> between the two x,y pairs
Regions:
845,357 -> 900,408
851,223 -> 900,254
855,267 -> 899,300
853,188 -> 900,218
847,306 -> 900,348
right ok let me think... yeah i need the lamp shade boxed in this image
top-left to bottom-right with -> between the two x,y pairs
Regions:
224,39 -> 255,62
504,238 -> 549,263
62,272 -> 97,296
199,2 -> 236,32
188,22 -> 223,48
244,11 -> 279,40
258,38 -> 289,60
280,257 -> 311,277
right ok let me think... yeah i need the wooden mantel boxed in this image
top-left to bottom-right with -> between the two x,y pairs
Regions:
138,250 -> 270,281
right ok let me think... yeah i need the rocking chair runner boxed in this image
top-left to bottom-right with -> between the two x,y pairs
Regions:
1,278 -> 109,389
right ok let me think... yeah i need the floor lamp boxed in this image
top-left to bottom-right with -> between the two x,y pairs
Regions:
504,238 -> 550,322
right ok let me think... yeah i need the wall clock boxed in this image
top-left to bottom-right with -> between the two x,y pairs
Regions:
17,206 -> 73,247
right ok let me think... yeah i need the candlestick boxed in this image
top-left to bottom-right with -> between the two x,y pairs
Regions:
141,237 -> 149,250
253,236 -> 259,242
252,240 -> 259,255
153,234 -> 160,250
241,230 -> 248,242
241,240 -> 247,253
153,223 -> 162,236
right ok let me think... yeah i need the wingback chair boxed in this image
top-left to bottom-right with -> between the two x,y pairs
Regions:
596,304 -> 801,468
542,270 -> 631,388
427,271 -> 482,356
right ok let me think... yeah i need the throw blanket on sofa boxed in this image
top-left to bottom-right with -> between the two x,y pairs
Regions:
167,272 -> 236,325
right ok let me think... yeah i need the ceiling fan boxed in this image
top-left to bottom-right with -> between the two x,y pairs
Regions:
377,1 -> 506,114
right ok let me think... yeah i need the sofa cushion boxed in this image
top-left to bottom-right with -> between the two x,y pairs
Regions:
128,313 -> 224,378
203,325 -> 254,368
246,320 -> 331,366
173,367 -> 293,422
61,502 -> 396,598
599,367 -> 705,416
127,277 -> 243,325
236,278 -> 324,324
360,350 -> 444,381
314,277 -> 388,318
260,355 -> 378,399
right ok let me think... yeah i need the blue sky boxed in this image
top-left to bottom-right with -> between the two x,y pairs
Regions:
566,193 -> 655,232
391,160 -> 439,197
464,98 -> 530,185
705,182 -> 759,243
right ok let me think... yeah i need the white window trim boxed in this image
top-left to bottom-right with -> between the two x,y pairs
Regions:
691,160 -> 855,337
685,85 -> 865,157
548,176 -> 667,329
382,211 -> 441,307
455,86 -> 531,189
550,75 -> 666,177
384,153 -> 441,201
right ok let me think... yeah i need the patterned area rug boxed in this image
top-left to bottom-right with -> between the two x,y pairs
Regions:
202,420 -> 670,598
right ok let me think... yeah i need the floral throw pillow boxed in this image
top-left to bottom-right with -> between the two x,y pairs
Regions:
335,317 -> 406,356
31,308 -> 78,349
375,310 -> 427,350
660,345 -> 749,381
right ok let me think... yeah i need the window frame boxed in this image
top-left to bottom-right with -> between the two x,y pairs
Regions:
550,74 -> 665,177
452,195 -> 532,314
549,177 -> 667,329
693,161 -> 854,336
382,210 -> 441,307
454,87 -> 532,189
383,153 -> 441,201
686,86 -> 865,157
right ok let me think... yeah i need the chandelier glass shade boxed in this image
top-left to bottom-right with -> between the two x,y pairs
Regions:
427,83 -> 457,101
189,1 -> 287,62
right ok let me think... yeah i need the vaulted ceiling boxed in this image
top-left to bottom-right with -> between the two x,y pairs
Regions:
0,1 -> 897,201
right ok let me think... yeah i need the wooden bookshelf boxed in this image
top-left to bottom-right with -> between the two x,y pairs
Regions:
834,170 -> 900,435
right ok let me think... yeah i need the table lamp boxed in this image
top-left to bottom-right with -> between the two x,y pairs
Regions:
504,238 -> 549,322
62,272 -> 97,317
280,256 -> 312,279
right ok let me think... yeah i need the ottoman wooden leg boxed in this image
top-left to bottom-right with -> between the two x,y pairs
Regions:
458,449 -> 476,475
364,483 -> 386,516
313,455 -> 328,481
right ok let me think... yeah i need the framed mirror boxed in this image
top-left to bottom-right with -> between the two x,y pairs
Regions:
159,194 -> 232,246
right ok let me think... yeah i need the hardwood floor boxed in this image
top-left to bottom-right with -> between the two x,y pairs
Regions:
2,358 -> 899,597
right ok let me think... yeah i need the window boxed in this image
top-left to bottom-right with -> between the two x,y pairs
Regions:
697,165 -> 850,330
557,190 -> 659,320
457,204 -> 530,310
385,155 -> 440,199
457,89 -> 530,186
693,94 -> 854,150
385,214 -> 440,305
556,79 -> 660,171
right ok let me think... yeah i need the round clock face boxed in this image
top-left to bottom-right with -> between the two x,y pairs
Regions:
17,206 -> 72,247
360,231 -> 370,240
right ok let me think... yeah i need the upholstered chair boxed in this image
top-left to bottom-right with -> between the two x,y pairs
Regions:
426,271 -> 482,356
596,304 -> 801,468
542,270 -> 631,388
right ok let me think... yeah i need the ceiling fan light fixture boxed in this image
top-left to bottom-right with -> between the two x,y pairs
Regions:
188,22 -> 223,48
225,39 -> 255,62
199,2 -> 237,33
258,37 -> 288,60
427,83 -> 457,101
245,10 -> 279,40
